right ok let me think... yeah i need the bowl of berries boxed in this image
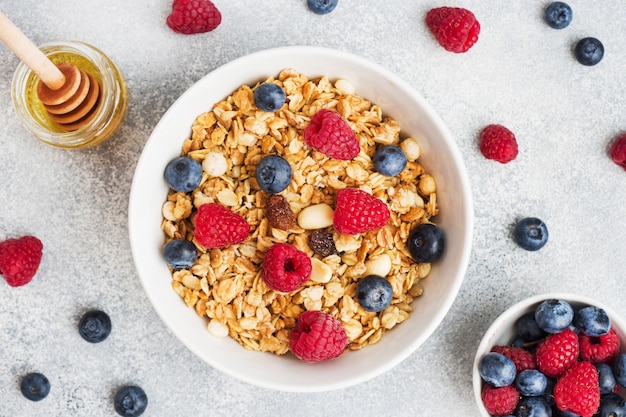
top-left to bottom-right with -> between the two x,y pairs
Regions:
129,45 -> 473,391
473,293 -> 626,417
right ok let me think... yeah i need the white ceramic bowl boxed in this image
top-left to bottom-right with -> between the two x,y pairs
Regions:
473,293 -> 626,416
128,46 -> 474,392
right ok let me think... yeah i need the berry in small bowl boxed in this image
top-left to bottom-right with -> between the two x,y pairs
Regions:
473,293 -> 626,417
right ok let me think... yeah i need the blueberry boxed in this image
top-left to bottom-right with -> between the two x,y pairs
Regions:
307,0 -> 338,15
613,354 -> 626,386
516,395 -> 552,417
534,299 -> 574,334
575,37 -> 604,66
515,369 -> 548,397
511,336 -> 526,348
253,83 -> 286,112
79,309 -> 112,343
162,239 -> 197,270
574,305 -> 611,336
478,352 -> 516,387
407,223 -> 445,263
597,393 -> 626,417
356,275 -> 393,312
513,217 -> 548,251
372,145 -> 407,176
114,385 -> 148,417
517,312 -> 547,342
545,2 -> 572,29
164,157 -> 202,192
596,363 -> 617,395
255,155 -> 292,194
542,377 -> 557,406
20,372 -> 50,402
555,410 -> 581,417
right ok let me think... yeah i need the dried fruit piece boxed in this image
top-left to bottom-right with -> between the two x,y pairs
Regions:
307,230 -> 337,258
265,195 -> 296,230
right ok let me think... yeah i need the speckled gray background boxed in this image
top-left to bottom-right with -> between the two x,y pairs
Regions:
1,1 -> 626,416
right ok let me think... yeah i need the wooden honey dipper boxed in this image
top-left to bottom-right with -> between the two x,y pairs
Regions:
0,10 -> 101,131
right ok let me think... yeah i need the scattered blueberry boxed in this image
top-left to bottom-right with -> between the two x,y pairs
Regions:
575,37 -> 604,66
545,2 -> 573,29
253,83 -> 286,112
20,372 -> 50,402
513,217 -> 549,251
164,156 -> 203,193
114,385 -> 148,417
597,393 -> 626,417
596,363 -> 617,395
255,154 -> 292,194
162,239 -> 197,270
574,305 -> 611,336
307,0 -> 338,15
517,312 -> 547,342
372,145 -> 407,176
407,223 -> 445,263
516,394 -> 552,417
478,352 -> 517,387
356,275 -> 393,312
78,310 -> 112,343
534,299 -> 574,334
515,369 -> 548,397
613,354 -> 626,386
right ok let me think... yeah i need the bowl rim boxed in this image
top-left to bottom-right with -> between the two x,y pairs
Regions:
128,45 -> 474,392
472,292 -> 626,416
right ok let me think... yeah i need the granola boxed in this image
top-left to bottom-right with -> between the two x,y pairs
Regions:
161,69 -> 439,356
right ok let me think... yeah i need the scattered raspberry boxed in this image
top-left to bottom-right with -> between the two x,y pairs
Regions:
535,329 -> 579,378
265,195 -> 296,230
166,0 -> 222,34
303,109 -> 360,160
610,133 -> 626,171
261,243 -> 312,292
307,230 -> 337,258
491,345 -> 536,373
0,236 -> 43,287
554,361 -> 600,417
194,203 -> 249,248
333,188 -> 390,235
289,310 -> 347,362
479,124 -> 519,164
579,327 -> 621,363
425,7 -> 480,53
481,384 -> 519,416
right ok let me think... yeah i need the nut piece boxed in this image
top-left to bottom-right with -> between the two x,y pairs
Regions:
400,137 -> 421,161
309,258 -> 333,283
266,195 -> 296,230
364,253 -> 392,277
202,151 -> 228,177
307,230 -> 337,258
297,203 -> 334,230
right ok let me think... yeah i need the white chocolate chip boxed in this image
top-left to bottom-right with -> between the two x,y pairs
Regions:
400,137 -> 421,161
310,258 -> 333,283
335,79 -> 355,95
364,254 -> 392,277
202,151 -> 228,177
297,203 -> 334,230
207,319 -> 229,338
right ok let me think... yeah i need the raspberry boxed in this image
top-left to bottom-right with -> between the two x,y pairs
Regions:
265,195 -> 296,230
303,109 -> 360,160
166,0 -> 221,34
261,243 -> 312,292
491,345 -> 536,373
333,188 -> 390,235
610,133 -> 626,171
579,327 -> 621,363
481,384 -> 519,416
0,236 -> 43,287
194,203 -> 250,248
425,7 -> 480,53
479,124 -> 519,163
554,361 -> 600,417
307,230 -> 337,258
289,310 -> 347,362
535,329 -> 579,378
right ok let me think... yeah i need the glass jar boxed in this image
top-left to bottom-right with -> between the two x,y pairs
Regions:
11,40 -> 127,149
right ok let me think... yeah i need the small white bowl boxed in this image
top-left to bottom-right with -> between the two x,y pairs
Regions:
128,46 -> 474,392
473,293 -> 626,416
